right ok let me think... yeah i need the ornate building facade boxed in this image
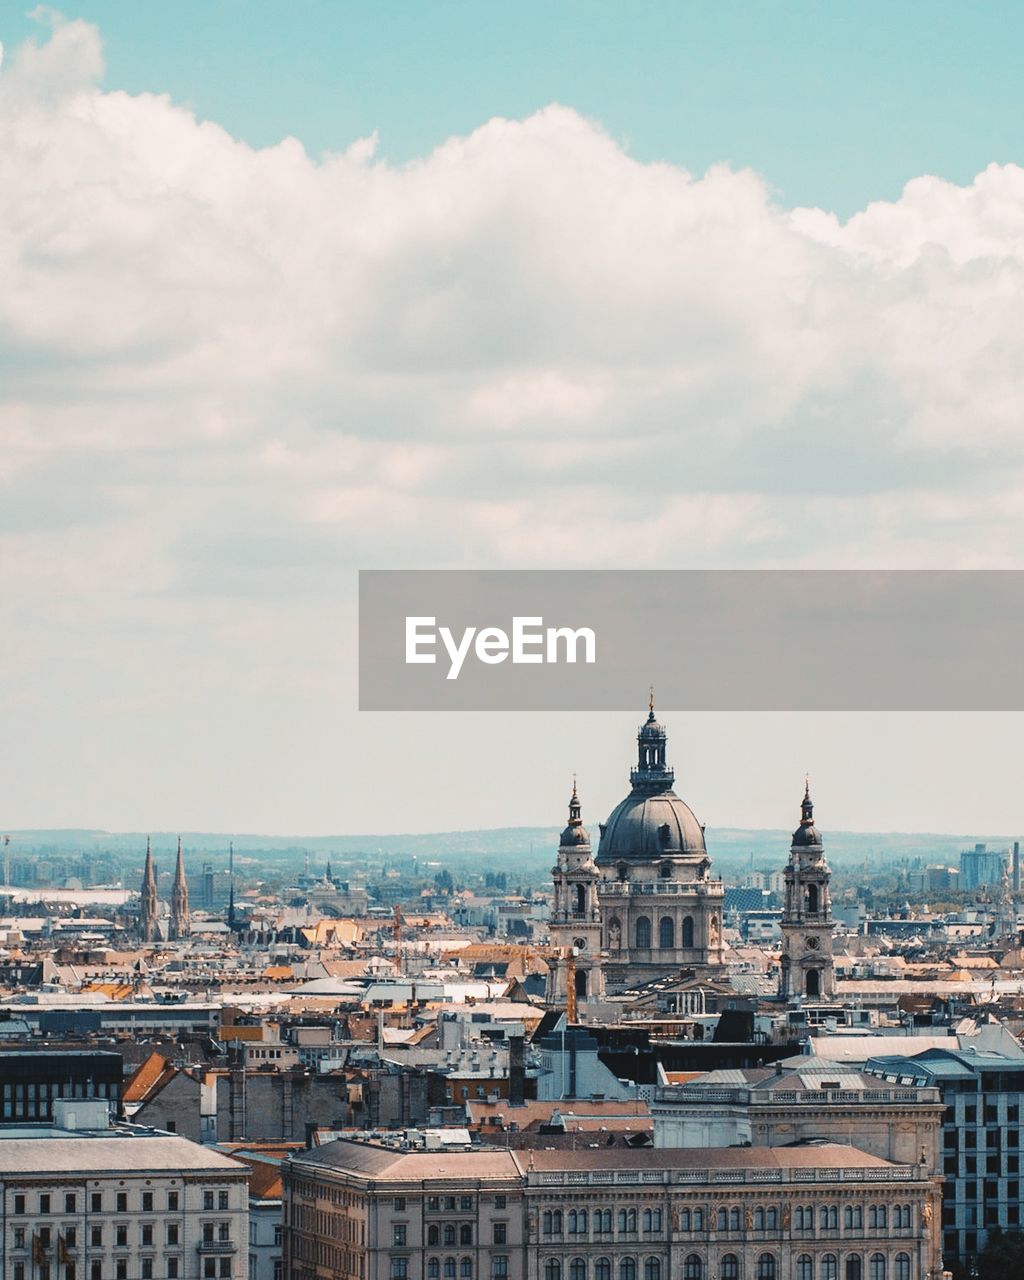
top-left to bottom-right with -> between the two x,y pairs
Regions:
779,783 -> 836,1000
546,783 -> 605,1008
594,702 -> 724,992
284,1139 -> 942,1280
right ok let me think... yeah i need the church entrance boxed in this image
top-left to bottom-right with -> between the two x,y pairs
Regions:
806,969 -> 820,997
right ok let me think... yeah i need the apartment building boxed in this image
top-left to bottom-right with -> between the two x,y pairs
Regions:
0,1100 -> 249,1280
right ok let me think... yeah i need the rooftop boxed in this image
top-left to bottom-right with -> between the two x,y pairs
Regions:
0,1130 -> 250,1176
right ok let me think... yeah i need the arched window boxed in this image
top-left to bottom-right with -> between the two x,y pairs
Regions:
619,1209 -> 636,1233
807,884 -> 819,913
575,884 -> 586,914
595,1211 -> 612,1235
444,1262 -> 456,1280
716,1209 -> 728,1232
869,1257 -> 885,1280
575,968 -> 588,999
642,1209 -> 661,1233
619,1260 -> 636,1280
796,1257 -> 814,1280
721,1258 -> 739,1280
681,916 -> 695,948
643,1259 -> 660,1280
636,917 -> 652,949
765,1209 -> 777,1230
820,1206 -> 837,1231
428,1227 -> 439,1246
595,1261 -> 611,1280
460,1260 -> 472,1279
894,1256 -> 910,1280
683,1258 -> 703,1280
844,1207 -> 862,1230
757,1257 -> 776,1280
729,1208 -> 740,1231
428,1261 -> 439,1280
659,916 -> 674,949
460,1226 -> 472,1245
544,1262 -> 562,1280
845,1258 -> 862,1280
570,1260 -> 586,1280
443,1226 -> 456,1246
821,1258 -> 838,1280
753,1209 -> 765,1231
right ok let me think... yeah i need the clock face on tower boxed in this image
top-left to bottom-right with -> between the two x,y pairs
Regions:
574,938 -> 587,951
806,935 -> 820,950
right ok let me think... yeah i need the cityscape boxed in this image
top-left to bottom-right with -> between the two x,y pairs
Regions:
4,7 -> 1024,1280
4,706 -> 1024,1280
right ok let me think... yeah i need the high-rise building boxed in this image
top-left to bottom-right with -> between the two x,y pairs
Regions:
779,782 -> 835,1001
958,844 -> 1007,892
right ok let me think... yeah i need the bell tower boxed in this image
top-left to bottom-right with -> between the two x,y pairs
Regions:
547,781 -> 604,1011
779,780 -> 835,1000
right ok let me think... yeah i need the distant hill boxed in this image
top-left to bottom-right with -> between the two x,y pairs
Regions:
2,825 -> 1008,869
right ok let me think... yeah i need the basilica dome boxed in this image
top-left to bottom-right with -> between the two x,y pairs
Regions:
596,787 -> 707,864
595,702 -> 707,865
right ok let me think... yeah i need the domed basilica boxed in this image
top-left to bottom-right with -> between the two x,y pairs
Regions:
548,698 -> 725,999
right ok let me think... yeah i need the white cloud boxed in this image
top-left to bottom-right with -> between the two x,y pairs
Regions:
4,16 -> 1024,828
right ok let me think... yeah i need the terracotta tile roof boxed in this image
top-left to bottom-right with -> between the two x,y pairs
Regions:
123,1051 -> 176,1104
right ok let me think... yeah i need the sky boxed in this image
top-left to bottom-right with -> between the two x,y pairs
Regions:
3,5 -> 1024,839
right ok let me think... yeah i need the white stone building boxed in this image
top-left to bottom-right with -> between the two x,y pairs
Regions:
0,1101 -> 249,1280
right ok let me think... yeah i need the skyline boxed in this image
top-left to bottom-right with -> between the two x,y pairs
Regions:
2,10 -> 1024,835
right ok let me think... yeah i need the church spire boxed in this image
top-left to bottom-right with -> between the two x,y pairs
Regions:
139,837 -> 158,943
170,836 -> 190,940
227,841 -> 237,929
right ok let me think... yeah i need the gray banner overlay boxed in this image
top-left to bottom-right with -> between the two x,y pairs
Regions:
359,570 -> 1024,711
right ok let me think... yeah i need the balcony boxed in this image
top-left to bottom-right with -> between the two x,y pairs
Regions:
198,1241 -> 237,1254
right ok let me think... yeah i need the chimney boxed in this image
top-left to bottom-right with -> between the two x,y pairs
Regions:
508,1035 -> 525,1107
